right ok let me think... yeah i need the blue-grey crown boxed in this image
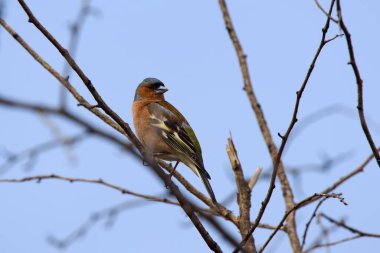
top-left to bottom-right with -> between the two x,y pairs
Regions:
134,77 -> 165,101
139,77 -> 163,87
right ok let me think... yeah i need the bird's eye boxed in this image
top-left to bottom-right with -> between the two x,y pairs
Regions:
153,83 -> 164,89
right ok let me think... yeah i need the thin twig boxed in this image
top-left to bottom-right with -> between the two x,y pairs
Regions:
336,0 -> 380,168
305,212 -> 380,253
301,197 -> 329,249
305,235 -> 361,253
258,193 -> 347,253
0,133 -> 88,175
218,0 -> 300,251
38,112 -> 78,163
307,222 -> 339,252
297,147 -> 380,208
314,0 -> 338,23
59,0 -> 94,108
320,213 -> 380,238
231,0 -> 338,251
47,199 -> 156,249
0,174 -> 180,205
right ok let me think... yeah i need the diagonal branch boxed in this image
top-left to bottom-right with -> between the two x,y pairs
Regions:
222,0 -> 338,251
258,193 -> 347,253
0,132 -> 88,175
47,199 -> 154,250
0,18 -> 128,142
301,197 -> 329,249
305,235 -> 361,253
0,95 -> 133,151
8,2 -> 225,250
320,213 -> 380,238
59,0 -> 95,108
297,147 -> 380,208
218,1 -> 299,251
17,0 -> 142,151
0,94 -> 240,231
336,0 -> 380,168
305,213 -> 380,252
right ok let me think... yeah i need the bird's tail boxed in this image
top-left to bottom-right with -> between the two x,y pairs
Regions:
198,169 -> 217,204
183,159 -> 217,204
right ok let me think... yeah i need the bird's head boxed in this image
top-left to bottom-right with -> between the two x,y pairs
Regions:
134,78 -> 168,101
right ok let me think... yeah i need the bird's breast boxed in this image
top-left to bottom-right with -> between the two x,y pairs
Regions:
132,101 -> 171,154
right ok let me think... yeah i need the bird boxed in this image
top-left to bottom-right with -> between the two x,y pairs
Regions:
132,77 -> 217,204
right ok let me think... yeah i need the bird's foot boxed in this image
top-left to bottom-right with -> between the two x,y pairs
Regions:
164,161 -> 179,188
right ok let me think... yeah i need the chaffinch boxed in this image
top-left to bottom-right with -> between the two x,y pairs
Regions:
132,78 -> 217,203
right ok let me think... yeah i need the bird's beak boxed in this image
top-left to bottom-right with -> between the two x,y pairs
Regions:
156,86 -> 168,94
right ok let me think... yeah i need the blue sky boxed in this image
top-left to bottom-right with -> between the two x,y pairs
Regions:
1,0 -> 380,252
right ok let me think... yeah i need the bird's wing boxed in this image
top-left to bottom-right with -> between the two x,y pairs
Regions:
147,101 -> 210,179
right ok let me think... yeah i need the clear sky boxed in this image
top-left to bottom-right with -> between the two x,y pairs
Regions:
1,0 -> 380,252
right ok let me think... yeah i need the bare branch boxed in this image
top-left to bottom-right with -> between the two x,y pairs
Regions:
0,93 -> 240,244
306,235 -> 361,252
17,0 -> 143,151
248,167 -> 262,191
258,193 -> 347,253
59,0 -> 96,108
9,2 -> 226,249
298,147 -> 380,208
301,197 -> 329,249
230,0 -> 338,251
307,222 -> 339,253
320,213 -> 380,238
0,133 -> 88,175
218,0 -> 300,251
47,199 -> 156,249
0,95 -> 134,152
226,137 -> 256,252
0,19 -> 128,141
0,174 -> 179,205
336,0 -> 380,168
305,213 -> 380,252
38,112 -> 78,163
160,161 -> 240,226
314,0 -> 338,23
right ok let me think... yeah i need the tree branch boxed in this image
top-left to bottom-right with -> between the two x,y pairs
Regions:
0,174 -> 179,205
227,0 -> 338,251
320,213 -> 380,238
0,132 -> 88,175
301,197 -> 329,249
297,147 -> 380,208
336,0 -> 380,168
59,0 -> 96,108
305,213 -> 380,252
218,0 -> 300,251
258,193 -> 347,253
0,5 -> 222,252
226,137 -> 256,252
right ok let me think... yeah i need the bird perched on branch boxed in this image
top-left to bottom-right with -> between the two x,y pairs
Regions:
132,78 -> 217,204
